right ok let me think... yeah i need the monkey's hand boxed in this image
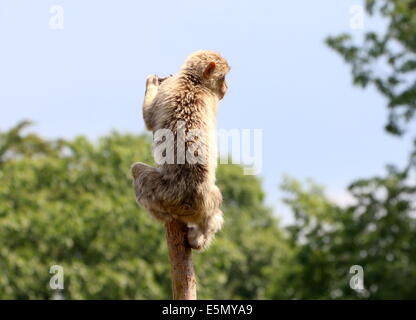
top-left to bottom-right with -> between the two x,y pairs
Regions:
143,75 -> 160,131
157,74 -> 173,84
144,74 -> 159,98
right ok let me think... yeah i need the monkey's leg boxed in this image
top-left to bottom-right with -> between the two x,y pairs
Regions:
142,75 -> 159,131
131,162 -> 172,222
187,209 -> 224,251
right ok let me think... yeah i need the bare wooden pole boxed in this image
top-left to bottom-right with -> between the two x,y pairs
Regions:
165,219 -> 197,300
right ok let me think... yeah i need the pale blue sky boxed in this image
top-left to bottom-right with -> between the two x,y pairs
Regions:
0,1 -> 412,223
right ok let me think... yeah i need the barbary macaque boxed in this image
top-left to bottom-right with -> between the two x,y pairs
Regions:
132,50 -> 230,250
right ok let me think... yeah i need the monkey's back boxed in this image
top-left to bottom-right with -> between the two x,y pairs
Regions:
151,75 -> 219,215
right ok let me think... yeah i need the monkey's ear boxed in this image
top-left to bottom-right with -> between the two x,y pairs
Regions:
203,62 -> 216,79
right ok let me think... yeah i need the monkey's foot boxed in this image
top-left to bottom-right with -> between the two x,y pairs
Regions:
187,226 -> 208,251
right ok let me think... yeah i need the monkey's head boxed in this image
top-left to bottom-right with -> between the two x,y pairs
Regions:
181,50 -> 230,100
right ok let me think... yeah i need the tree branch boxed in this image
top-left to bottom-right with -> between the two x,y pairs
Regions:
165,219 -> 197,300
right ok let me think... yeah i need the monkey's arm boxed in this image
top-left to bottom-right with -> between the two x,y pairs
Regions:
142,75 -> 159,131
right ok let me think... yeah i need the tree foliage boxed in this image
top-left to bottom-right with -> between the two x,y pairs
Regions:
2,120 -> 415,299
278,0 -> 416,299
0,122 -> 290,299
280,153 -> 416,299
326,0 -> 416,135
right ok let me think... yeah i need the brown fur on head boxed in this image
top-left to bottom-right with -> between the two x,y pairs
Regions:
180,50 -> 230,99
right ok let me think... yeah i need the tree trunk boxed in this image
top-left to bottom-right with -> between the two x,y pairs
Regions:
165,219 -> 197,300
